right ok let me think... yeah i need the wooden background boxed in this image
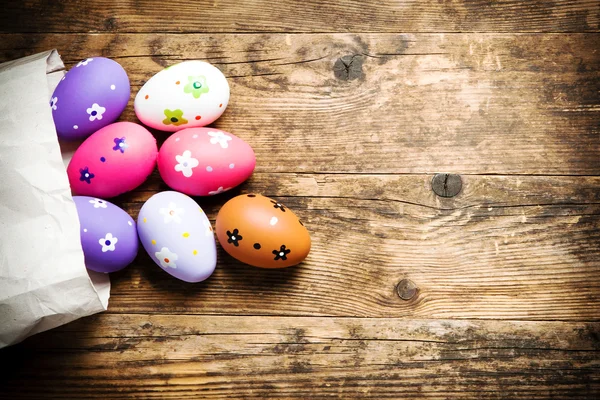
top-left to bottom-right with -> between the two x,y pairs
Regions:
1,0 -> 600,398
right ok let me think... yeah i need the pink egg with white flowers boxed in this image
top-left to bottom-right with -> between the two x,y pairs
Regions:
158,128 -> 255,196
67,122 -> 158,198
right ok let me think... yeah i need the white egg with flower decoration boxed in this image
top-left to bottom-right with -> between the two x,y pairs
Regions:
134,61 -> 230,132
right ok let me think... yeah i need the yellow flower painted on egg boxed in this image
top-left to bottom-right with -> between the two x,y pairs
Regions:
162,109 -> 188,126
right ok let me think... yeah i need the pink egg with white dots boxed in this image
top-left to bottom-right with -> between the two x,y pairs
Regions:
157,128 -> 255,196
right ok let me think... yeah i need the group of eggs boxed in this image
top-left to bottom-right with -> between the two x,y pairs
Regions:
53,57 -> 311,282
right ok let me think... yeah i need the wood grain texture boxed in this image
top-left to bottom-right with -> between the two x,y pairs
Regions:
68,173 -> 600,320
1,33 -> 599,175
1,315 -> 599,399
2,0 -> 600,33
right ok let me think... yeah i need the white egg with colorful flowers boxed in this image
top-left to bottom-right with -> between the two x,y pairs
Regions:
134,61 -> 229,132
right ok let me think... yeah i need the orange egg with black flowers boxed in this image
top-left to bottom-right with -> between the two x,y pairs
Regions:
215,194 -> 311,268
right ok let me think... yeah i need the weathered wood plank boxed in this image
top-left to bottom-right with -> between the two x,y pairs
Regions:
82,173 -> 600,320
135,172 -> 600,209
1,315 -> 599,399
1,33 -> 599,175
2,0 -> 599,33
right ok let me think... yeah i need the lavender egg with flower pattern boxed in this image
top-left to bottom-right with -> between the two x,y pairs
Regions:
73,196 -> 139,273
51,57 -> 130,140
137,191 -> 217,283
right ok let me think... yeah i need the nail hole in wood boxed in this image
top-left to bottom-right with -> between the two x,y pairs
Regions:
396,279 -> 418,301
432,173 -> 462,198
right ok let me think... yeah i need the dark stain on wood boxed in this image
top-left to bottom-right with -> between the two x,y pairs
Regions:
289,360 -> 313,374
287,328 -> 308,344
148,37 -> 169,68
88,337 -> 142,352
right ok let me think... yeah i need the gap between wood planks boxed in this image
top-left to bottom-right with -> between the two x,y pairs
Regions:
253,172 -> 600,177
80,311 -> 600,323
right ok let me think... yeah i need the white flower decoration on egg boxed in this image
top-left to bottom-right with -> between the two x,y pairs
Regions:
174,150 -> 199,178
155,247 -> 178,269
99,233 -> 118,252
208,186 -> 231,196
50,97 -> 58,111
76,58 -> 94,67
89,198 -> 107,208
159,202 -> 184,224
207,131 -> 232,149
87,103 -> 106,121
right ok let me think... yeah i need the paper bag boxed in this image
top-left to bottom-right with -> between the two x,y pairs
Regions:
0,50 -> 110,348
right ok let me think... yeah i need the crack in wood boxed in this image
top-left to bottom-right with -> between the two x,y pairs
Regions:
226,72 -> 284,78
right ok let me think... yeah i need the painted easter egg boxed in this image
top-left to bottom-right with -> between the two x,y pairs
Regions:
157,127 -> 255,196
73,196 -> 138,273
134,61 -> 229,132
137,191 -> 217,283
67,122 -> 158,198
215,194 -> 311,268
51,57 -> 130,140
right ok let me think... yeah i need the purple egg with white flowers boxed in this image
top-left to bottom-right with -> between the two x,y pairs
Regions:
73,196 -> 139,273
51,57 -> 130,140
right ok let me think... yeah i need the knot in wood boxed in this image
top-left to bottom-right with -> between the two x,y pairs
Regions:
431,173 -> 462,198
396,279 -> 418,301
333,54 -> 364,81
104,17 -> 118,30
